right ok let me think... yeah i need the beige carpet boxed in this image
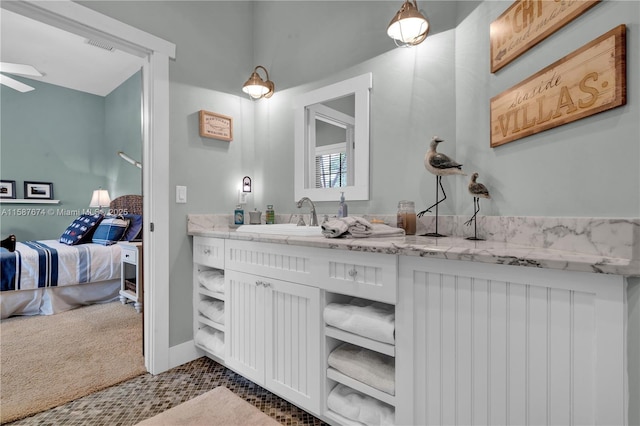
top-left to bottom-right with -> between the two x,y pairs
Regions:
0,301 -> 146,423
136,386 -> 281,425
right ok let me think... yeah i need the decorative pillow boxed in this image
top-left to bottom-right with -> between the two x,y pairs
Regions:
92,216 -> 130,246
122,214 -> 143,241
59,213 -> 104,246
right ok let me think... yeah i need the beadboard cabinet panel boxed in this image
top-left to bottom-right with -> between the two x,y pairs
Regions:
399,256 -> 625,426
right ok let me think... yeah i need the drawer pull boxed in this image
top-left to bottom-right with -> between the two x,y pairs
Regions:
255,280 -> 271,288
203,248 -> 211,255
125,254 -> 131,259
348,269 -> 358,278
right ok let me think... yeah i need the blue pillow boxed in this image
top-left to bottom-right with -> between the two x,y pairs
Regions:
92,216 -> 130,246
60,213 -> 104,245
122,214 -> 143,241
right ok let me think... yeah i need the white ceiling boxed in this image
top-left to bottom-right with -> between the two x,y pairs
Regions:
0,8 -> 145,97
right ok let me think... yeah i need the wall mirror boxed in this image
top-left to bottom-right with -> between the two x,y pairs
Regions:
294,72 -> 372,201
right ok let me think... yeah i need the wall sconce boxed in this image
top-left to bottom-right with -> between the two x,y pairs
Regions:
89,187 -> 111,212
118,151 -> 142,169
387,0 -> 429,47
242,66 -> 275,99
242,176 -> 252,193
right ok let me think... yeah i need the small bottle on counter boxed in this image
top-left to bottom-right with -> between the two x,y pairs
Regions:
397,200 -> 416,235
337,192 -> 348,218
266,205 -> 275,224
234,205 -> 244,225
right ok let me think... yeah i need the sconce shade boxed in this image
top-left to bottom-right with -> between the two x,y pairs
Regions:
387,0 -> 429,46
89,189 -> 111,208
242,66 -> 275,99
242,176 -> 252,193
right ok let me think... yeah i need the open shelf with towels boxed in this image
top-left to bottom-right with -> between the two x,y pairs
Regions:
322,291 -> 397,424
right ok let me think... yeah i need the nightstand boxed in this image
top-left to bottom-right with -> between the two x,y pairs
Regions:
119,242 -> 143,313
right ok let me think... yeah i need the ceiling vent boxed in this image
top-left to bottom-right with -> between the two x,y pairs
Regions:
86,39 -> 115,52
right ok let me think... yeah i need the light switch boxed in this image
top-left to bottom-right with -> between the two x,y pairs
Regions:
176,185 -> 187,203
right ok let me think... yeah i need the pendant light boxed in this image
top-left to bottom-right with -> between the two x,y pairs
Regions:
242,66 -> 275,99
387,0 -> 429,47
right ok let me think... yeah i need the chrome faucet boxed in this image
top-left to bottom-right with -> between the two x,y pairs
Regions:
296,197 -> 318,226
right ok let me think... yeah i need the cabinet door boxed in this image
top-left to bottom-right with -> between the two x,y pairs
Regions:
224,270 -> 265,385
264,278 -> 321,414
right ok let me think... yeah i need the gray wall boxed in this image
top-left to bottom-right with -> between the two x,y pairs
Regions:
0,72 -> 142,240
79,1 -> 638,361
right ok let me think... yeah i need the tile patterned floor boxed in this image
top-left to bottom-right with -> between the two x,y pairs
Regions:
6,357 -> 327,426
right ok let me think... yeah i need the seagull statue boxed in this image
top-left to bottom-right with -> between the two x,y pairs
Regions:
418,136 -> 466,218
464,172 -> 491,240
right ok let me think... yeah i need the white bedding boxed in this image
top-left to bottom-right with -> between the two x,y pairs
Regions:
1,240 -> 121,291
1,240 -> 122,318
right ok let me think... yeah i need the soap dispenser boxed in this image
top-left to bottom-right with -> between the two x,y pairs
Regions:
337,192 -> 348,218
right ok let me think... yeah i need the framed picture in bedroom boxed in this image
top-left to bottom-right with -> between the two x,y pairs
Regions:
0,180 -> 16,199
24,181 -> 53,200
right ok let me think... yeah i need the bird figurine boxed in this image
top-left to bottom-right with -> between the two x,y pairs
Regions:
418,136 -> 466,219
423,136 -> 465,177
464,172 -> 491,240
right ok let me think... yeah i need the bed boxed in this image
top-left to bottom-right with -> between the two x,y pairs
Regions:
0,195 -> 142,319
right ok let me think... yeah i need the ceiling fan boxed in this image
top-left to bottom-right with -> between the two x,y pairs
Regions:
0,62 -> 43,92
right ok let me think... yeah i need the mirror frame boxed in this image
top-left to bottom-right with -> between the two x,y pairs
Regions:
294,72 -> 372,201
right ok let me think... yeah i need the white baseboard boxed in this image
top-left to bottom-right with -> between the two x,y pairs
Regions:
168,340 -> 202,370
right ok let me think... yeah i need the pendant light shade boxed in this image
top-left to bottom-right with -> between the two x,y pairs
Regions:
387,0 -> 429,47
242,66 -> 275,99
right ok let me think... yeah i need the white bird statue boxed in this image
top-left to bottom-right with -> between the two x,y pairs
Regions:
464,172 -> 491,240
418,136 -> 466,219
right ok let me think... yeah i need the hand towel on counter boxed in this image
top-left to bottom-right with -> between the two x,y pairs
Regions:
327,384 -> 395,426
328,343 -> 395,395
324,298 -> 395,344
198,269 -> 224,293
322,216 -> 404,238
198,299 -> 224,324
350,223 -> 405,238
195,326 -> 224,357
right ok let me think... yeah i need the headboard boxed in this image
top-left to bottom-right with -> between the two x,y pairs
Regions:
109,195 -> 143,215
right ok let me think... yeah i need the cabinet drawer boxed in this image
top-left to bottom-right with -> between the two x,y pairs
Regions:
121,245 -> 138,264
193,236 -> 225,268
225,240 -> 315,285
313,250 -> 398,304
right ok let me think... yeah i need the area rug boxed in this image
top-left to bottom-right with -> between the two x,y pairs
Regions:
136,386 -> 281,426
0,301 -> 145,423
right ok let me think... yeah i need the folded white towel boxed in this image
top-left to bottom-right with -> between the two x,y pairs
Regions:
198,269 -> 224,293
327,384 -> 395,426
350,223 -> 405,238
324,298 -> 395,344
328,343 -> 395,395
198,299 -> 225,324
322,216 -> 404,238
195,326 -> 224,357
322,216 -> 372,238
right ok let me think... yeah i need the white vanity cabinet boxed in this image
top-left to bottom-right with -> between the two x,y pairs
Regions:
397,256 -> 627,426
224,241 -> 321,413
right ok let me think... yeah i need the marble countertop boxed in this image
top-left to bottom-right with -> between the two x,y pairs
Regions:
188,221 -> 639,277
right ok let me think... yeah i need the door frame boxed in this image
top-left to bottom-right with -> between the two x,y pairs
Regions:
1,0 -> 175,374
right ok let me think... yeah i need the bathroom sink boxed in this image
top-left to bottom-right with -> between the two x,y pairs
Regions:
236,224 -> 323,237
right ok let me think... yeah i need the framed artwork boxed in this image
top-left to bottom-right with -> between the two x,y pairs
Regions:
199,110 -> 233,141
24,181 -> 54,200
0,180 -> 16,199
490,0 -> 600,73
490,25 -> 626,147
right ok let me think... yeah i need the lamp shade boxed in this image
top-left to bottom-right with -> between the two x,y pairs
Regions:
89,189 -> 111,208
387,0 -> 429,46
242,66 -> 274,99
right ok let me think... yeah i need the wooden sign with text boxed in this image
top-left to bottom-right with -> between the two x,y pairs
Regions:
490,25 -> 626,148
490,0 -> 600,73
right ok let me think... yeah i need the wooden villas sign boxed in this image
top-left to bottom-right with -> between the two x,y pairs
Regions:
490,0 -> 600,73
490,25 -> 626,148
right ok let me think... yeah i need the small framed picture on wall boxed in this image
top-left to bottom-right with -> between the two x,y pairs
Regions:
0,180 -> 16,199
24,181 -> 54,200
